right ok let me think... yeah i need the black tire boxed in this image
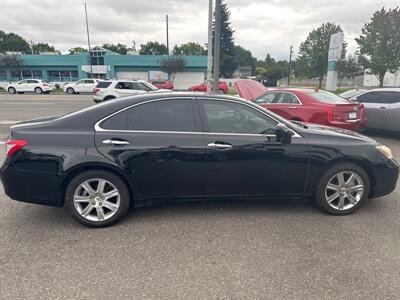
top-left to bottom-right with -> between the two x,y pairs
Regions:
66,87 -> 75,95
103,96 -> 116,101
8,87 -> 16,94
314,163 -> 370,215
35,87 -> 43,94
65,170 -> 130,227
218,89 -> 225,94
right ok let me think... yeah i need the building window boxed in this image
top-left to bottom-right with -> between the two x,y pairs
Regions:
48,70 -> 79,82
0,71 -> 7,81
10,70 -> 43,81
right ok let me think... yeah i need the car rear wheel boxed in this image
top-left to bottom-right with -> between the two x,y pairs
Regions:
314,163 -> 370,215
66,87 -> 75,95
35,87 -> 43,94
8,87 -> 16,94
104,96 -> 116,101
218,89 -> 225,94
65,170 -> 130,227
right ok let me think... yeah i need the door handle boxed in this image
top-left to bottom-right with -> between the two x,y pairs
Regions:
289,106 -> 298,109
102,139 -> 130,145
207,142 -> 233,149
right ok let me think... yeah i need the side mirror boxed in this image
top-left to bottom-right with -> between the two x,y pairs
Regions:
276,123 -> 293,145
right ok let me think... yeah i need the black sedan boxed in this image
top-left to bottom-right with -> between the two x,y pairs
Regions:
1,93 -> 398,227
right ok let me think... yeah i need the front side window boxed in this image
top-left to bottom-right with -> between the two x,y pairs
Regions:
202,100 -> 278,135
126,99 -> 196,132
254,93 -> 276,104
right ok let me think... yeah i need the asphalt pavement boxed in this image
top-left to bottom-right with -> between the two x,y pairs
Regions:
0,94 -> 399,299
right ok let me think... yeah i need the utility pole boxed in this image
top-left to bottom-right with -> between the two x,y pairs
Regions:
29,40 -> 34,54
206,0 -> 213,92
212,0 -> 221,94
287,45 -> 293,86
166,14 -> 169,55
84,2 -> 93,76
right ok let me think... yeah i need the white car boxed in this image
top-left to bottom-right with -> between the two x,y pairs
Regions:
63,78 -> 102,95
7,79 -> 53,94
93,79 -> 170,103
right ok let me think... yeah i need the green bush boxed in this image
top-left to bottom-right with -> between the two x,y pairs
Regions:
54,83 -> 60,90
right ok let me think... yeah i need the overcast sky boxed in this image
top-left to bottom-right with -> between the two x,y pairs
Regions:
0,0 -> 398,60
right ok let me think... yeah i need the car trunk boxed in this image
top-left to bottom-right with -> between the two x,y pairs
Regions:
328,103 -> 364,122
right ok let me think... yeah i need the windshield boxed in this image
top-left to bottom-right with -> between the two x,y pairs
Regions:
306,90 -> 349,103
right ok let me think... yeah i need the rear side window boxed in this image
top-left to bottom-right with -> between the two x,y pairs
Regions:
272,93 -> 300,104
307,91 -> 348,103
101,112 -> 126,130
126,99 -> 196,132
96,81 -> 112,88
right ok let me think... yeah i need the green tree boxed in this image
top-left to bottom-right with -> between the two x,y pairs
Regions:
233,45 -> 257,73
213,2 -> 237,78
337,55 -> 362,86
297,22 -> 346,88
0,31 -> 30,53
172,42 -> 206,55
356,7 -> 400,87
160,56 -> 187,81
255,67 -> 267,80
102,43 -> 128,55
68,47 -> 87,54
33,42 -> 58,54
0,54 -> 21,82
139,41 -> 168,55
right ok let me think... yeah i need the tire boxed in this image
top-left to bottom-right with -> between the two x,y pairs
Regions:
35,87 -> 43,94
103,96 -> 116,101
218,89 -> 225,94
65,170 -> 130,227
314,163 -> 370,215
8,87 -> 16,94
66,87 -> 75,95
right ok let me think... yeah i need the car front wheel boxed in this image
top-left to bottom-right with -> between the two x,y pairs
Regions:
66,87 -> 75,95
65,170 -> 130,227
315,163 -> 370,215
8,87 -> 16,94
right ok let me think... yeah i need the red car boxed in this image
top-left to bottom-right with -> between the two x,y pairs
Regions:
150,80 -> 174,90
188,81 -> 229,94
252,88 -> 366,131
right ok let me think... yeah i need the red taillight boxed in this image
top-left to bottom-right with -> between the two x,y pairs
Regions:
6,139 -> 27,156
325,107 -> 333,121
42,83 -> 49,87
93,88 -> 100,94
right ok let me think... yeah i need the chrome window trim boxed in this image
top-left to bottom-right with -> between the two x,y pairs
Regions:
94,96 -> 301,138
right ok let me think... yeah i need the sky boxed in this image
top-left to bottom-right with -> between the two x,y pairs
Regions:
0,0 -> 398,60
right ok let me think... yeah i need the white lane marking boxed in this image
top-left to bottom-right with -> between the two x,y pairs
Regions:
0,120 -> 19,125
0,102 -> 54,105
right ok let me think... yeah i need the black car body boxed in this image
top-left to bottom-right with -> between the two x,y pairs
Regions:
1,93 -> 398,226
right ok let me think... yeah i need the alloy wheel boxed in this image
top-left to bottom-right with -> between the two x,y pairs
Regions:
325,171 -> 364,211
73,178 -> 121,222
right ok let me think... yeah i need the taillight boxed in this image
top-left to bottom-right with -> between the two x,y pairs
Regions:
6,139 -> 27,156
42,83 -> 49,87
325,107 -> 333,121
93,88 -> 100,94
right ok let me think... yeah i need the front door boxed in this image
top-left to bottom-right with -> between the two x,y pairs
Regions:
95,97 -> 206,199
357,91 -> 391,130
198,98 -> 309,198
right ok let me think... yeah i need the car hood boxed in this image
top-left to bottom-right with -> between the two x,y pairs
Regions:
301,122 -> 376,143
234,79 -> 268,101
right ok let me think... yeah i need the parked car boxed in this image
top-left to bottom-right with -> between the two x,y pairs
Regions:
339,89 -> 367,99
188,81 -> 229,94
7,79 -> 53,94
63,78 -> 102,94
248,88 -> 366,131
150,80 -> 174,90
350,88 -> 400,132
1,93 -> 398,227
93,79 -> 170,103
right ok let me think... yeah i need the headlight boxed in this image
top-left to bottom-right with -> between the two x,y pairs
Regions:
376,145 -> 393,159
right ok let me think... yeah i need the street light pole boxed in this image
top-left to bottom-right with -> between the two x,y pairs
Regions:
287,45 -> 293,86
166,14 -> 169,55
212,0 -> 221,94
206,0 -> 213,92
84,2 -> 93,76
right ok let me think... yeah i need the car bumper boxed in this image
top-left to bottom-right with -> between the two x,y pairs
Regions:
371,158 -> 399,198
93,95 -> 103,103
327,117 -> 367,131
0,158 -> 63,207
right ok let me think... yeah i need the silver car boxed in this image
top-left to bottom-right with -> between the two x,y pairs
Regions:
352,88 -> 400,132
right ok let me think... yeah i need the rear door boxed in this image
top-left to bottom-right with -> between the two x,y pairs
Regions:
356,91 -> 391,130
95,97 -> 206,199
114,81 -> 146,97
198,97 -> 309,198
387,92 -> 400,132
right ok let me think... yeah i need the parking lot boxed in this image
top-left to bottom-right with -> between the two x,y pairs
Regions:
0,94 -> 399,299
